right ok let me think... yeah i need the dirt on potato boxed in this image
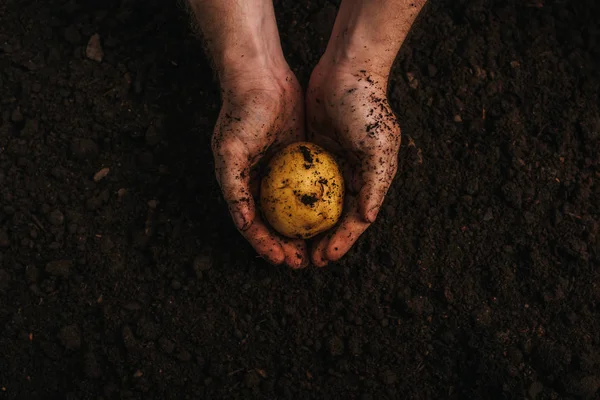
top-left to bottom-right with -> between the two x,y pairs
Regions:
0,0 -> 599,399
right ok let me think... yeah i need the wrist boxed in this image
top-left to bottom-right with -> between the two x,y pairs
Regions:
318,0 -> 426,79
192,0 -> 288,86
319,40 -> 395,79
218,44 -> 288,87
318,1 -> 398,78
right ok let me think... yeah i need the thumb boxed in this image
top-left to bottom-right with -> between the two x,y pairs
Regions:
358,155 -> 398,223
213,138 -> 255,231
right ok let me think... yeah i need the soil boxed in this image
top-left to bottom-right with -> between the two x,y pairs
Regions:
1,0 -> 599,399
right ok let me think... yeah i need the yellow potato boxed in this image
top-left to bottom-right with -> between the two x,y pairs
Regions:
260,142 -> 344,239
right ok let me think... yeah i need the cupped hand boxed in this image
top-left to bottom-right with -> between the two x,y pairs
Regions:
212,67 -> 308,268
306,65 -> 401,267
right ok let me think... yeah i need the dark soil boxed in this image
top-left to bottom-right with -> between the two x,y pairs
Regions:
1,0 -> 599,399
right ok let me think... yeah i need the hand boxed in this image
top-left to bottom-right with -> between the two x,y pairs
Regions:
212,66 -> 309,268
306,63 -> 401,266
186,0 -> 424,268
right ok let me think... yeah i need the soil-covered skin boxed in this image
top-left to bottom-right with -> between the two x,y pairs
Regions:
1,0 -> 599,399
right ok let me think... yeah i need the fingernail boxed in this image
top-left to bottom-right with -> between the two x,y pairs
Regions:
367,207 -> 380,223
231,210 -> 248,231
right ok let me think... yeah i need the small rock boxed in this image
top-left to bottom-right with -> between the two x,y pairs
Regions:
158,337 -> 174,354
84,352 -> 102,378
404,296 -> 433,316
260,379 -> 274,393
244,371 -> 261,388
131,230 -> 149,249
507,347 -> 523,365
427,64 -> 438,77
29,284 -> 43,296
145,125 -> 160,146
25,265 -> 39,283
122,302 -> 141,311
86,196 -> 102,211
473,306 -> 493,326
50,166 -> 64,179
137,151 -> 154,170
64,25 -> 82,44
99,190 -> 109,203
0,269 -> 10,290
48,209 -> 64,225
406,72 -> 419,89
572,375 -> 600,398
58,324 -> 81,350
328,336 -> 344,357
47,47 -> 61,64
380,369 -> 397,385
483,208 -> 494,221
502,182 -> 523,209
528,381 -> 544,399
276,378 -> 292,397
85,34 -> 103,62
473,65 -> 487,79
122,325 -> 137,348
93,167 -> 110,182
177,350 -> 191,362
20,119 -> 38,137
170,279 -> 181,290
0,230 -> 9,247
40,340 -> 61,360
70,138 -> 99,160
11,108 -> 23,123
193,254 -> 211,274
134,72 -> 144,94
208,362 -> 224,378
453,114 -> 463,123
100,236 -> 114,253
45,260 -> 72,277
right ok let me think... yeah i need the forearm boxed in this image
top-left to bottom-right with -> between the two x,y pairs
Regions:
322,0 -> 427,77
186,0 -> 286,81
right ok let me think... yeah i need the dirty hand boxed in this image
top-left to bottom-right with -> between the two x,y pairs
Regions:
307,63 -> 401,266
186,0 -> 309,268
302,0 -> 426,266
212,67 -> 309,268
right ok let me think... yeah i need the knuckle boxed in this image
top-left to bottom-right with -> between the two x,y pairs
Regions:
212,135 -> 244,160
235,89 -> 282,115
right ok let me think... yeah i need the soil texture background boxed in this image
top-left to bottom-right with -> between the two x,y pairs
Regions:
0,0 -> 599,399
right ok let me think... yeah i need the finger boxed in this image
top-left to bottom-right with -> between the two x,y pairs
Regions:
212,136 -> 254,231
325,198 -> 371,262
358,154 -> 398,223
240,213 -> 286,265
281,238 -> 309,269
311,233 -> 331,267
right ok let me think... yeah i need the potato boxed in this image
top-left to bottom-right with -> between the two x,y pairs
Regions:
260,142 -> 344,239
